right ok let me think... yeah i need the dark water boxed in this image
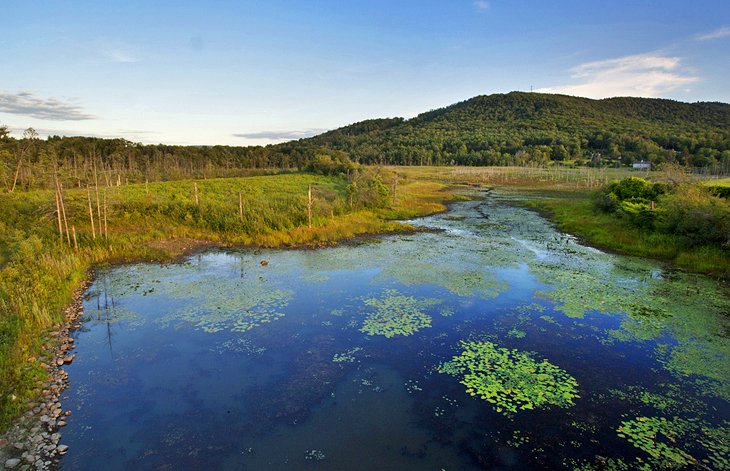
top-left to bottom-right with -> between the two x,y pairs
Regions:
61,191 -> 729,470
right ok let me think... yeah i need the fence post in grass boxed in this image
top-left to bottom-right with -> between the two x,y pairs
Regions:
72,225 -> 78,250
307,184 -> 313,228
194,182 -> 199,206
238,191 -> 244,222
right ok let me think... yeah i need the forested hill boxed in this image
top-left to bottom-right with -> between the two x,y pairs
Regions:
1,92 -> 730,191
304,92 -> 730,168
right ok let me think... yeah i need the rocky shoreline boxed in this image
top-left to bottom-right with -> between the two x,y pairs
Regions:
0,280 -> 88,471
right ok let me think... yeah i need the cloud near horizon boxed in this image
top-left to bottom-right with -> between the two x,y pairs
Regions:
233,129 -> 327,141
0,92 -> 95,120
695,26 -> 730,41
536,53 -> 698,99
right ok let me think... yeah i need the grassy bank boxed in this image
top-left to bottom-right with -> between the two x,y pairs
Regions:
0,171 -> 459,430
399,166 -> 729,278
513,189 -> 730,278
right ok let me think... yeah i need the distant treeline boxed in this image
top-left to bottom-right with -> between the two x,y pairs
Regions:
2,92 -> 729,191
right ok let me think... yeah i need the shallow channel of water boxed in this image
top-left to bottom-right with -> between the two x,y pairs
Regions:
60,191 -> 729,470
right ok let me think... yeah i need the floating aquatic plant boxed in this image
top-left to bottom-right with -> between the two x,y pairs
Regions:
439,340 -> 579,415
616,416 -> 730,469
507,328 -> 526,339
332,346 -> 363,364
359,289 -> 440,338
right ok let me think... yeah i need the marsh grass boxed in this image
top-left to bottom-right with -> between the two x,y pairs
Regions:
0,172 -> 456,429
519,190 -> 729,277
398,166 -> 728,278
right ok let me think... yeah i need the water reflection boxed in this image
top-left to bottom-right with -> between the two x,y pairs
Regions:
63,192 -> 729,470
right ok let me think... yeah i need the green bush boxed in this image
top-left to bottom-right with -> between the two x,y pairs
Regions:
598,177 -> 666,209
657,184 -> 730,247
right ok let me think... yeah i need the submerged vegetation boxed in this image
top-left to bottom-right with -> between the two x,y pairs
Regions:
439,340 -> 580,415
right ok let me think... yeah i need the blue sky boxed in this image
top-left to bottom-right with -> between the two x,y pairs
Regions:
1,0 -> 729,145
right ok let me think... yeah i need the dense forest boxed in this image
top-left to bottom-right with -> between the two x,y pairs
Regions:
310,93 -> 730,168
1,92 -> 729,191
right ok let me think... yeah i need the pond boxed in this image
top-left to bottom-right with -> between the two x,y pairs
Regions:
61,190 -> 729,470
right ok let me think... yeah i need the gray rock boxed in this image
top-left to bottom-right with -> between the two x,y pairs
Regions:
5,458 -> 22,469
56,444 -> 69,454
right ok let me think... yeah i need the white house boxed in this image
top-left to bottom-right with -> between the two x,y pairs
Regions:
633,161 -> 651,170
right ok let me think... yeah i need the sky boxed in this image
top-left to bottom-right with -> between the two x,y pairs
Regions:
1,0 -> 729,146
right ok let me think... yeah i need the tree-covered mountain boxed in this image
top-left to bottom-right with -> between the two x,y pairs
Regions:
1,92 -> 729,191
304,92 -> 730,168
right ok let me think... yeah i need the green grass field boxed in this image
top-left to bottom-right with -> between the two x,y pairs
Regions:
0,171 -> 458,430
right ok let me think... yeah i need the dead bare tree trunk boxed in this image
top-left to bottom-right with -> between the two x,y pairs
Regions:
238,191 -> 243,222
93,156 -> 102,232
87,186 -> 96,240
103,190 -> 108,239
307,184 -> 312,228
60,184 -> 71,246
72,225 -> 78,250
55,191 -> 63,242
194,182 -> 199,206
391,173 -> 398,207
10,129 -> 37,192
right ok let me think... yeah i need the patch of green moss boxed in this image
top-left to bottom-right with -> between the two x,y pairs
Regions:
439,340 -> 579,415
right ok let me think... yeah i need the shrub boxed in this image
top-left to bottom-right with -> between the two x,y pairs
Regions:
657,184 -> 730,247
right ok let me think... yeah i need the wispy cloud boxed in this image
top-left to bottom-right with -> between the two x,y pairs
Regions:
536,53 -> 698,99
105,49 -> 139,63
473,0 -> 490,12
0,91 -> 95,120
98,39 -> 140,63
695,26 -> 730,41
233,129 -> 326,141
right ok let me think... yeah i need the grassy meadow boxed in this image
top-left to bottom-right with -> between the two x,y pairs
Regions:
0,170 -> 459,430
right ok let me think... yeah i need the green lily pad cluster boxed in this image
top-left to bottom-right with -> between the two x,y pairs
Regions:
332,346 -> 363,364
439,340 -> 579,415
617,416 -> 729,469
359,289 -> 440,338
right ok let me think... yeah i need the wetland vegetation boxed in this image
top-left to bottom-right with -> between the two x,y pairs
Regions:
0,92 -> 728,469
54,193 -> 729,470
